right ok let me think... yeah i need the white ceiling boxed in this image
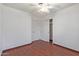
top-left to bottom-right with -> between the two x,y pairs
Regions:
2,3 -> 76,19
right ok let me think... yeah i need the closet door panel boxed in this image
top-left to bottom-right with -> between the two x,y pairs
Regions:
0,5 -> 2,52
3,7 -> 27,50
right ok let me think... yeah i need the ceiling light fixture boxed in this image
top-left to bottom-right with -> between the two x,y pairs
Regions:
35,3 -> 53,13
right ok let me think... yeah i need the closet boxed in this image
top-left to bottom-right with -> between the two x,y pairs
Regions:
0,4 -> 32,51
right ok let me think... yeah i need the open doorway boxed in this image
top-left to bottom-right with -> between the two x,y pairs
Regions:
49,18 -> 53,44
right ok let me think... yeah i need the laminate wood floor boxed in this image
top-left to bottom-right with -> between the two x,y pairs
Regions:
2,40 -> 79,56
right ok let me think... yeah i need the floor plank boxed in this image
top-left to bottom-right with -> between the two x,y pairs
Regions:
2,40 -> 79,56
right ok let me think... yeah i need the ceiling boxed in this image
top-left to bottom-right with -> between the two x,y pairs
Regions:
2,3 -> 76,19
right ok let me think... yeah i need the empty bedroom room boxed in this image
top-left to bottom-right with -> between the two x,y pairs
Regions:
0,3 -> 79,56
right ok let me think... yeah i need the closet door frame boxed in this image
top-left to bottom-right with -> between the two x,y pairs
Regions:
49,18 -> 53,44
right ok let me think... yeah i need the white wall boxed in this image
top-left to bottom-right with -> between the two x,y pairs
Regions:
41,20 -> 49,42
0,5 -> 32,51
32,19 -> 41,41
32,15 -> 49,42
53,4 -> 79,51
0,5 -> 3,54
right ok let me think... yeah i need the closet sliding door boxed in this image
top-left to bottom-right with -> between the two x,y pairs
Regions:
0,5 -> 2,53
2,6 -> 32,50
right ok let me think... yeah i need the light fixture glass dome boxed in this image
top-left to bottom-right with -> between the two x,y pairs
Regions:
39,7 -> 49,13
34,3 -> 53,13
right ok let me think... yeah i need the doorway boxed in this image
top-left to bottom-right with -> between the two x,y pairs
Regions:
49,19 -> 53,44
